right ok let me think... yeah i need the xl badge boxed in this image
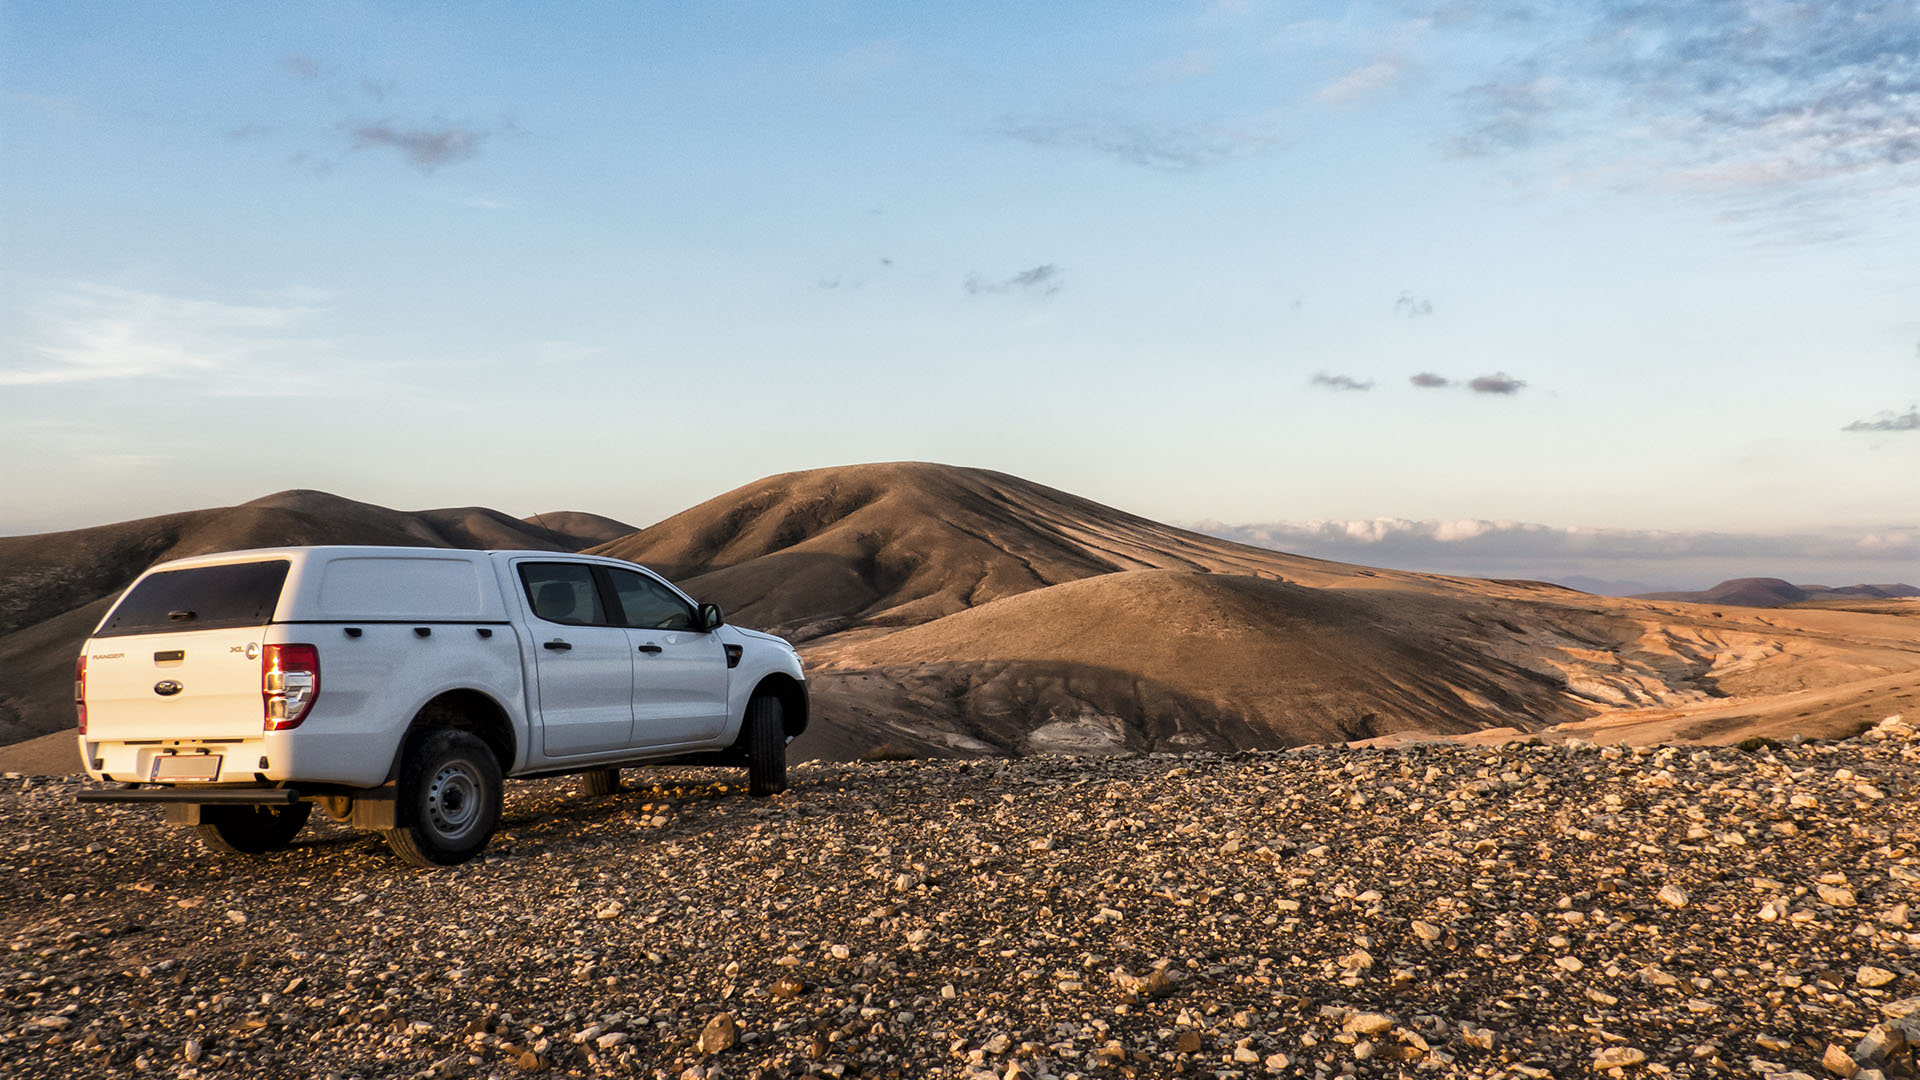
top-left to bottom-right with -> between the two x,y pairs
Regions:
153,680 -> 183,697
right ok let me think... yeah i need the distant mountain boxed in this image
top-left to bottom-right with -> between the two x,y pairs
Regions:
1553,575 -> 1680,598
1636,577 -> 1920,607
0,492 -> 634,744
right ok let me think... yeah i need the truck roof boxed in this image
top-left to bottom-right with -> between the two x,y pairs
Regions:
145,545 -> 627,569
107,546 -> 656,630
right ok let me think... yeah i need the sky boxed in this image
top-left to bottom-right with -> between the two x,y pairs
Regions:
3,1 -> 1916,587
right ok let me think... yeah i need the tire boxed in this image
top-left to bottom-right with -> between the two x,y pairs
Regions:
745,693 -> 787,797
193,802 -> 312,856
581,767 -> 621,797
384,729 -> 502,868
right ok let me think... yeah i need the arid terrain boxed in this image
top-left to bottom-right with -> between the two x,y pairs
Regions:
5,463 -> 1919,1080
5,717 -> 1918,1079
2,463 -> 1917,773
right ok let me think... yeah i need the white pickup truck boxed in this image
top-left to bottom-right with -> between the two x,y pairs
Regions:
74,546 -> 807,866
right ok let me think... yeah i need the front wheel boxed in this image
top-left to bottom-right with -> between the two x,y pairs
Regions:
384,729 -> 502,868
745,694 -> 787,797
194,802 -> 312,855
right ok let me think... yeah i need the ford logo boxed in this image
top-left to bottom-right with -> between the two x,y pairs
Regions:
153,680 -> 183,697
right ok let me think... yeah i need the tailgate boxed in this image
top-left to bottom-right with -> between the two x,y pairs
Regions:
83,557 -> 289,742
84,628 -> 267,740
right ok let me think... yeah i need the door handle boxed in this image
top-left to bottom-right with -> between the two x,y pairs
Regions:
544,640 -> 572,651
636,643 -> 663,654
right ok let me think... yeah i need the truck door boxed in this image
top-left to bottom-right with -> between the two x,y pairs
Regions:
602,567 -> 730,748
516,562 -> 635,757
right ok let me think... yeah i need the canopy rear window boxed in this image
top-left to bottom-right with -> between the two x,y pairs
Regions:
97,560 -> 291,637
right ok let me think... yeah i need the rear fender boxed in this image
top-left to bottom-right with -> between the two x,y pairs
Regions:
383,686 -> 526,784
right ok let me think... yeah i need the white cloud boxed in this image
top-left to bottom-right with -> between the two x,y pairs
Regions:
1439,1 -> 1920,213
997,115 -> 1283,171
1314,55 -> 1412,103
4,284 -> 335,387
1859,531 -> 1914,552
1432,519 -> 1496,542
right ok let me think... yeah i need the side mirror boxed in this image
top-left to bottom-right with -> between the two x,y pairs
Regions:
697,603 -> 724,631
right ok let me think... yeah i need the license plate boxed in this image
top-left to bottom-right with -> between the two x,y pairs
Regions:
151,754 -> 222,782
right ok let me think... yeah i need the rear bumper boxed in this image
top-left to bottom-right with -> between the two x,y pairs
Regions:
81,727 -> 400,788
82,737 -> 273,785
76,785 -> 304,805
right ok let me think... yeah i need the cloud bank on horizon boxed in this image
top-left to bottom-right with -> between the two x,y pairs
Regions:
1199,517 -> 1920,595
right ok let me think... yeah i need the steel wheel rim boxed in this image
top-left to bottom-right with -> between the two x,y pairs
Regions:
424,761 -> 483,841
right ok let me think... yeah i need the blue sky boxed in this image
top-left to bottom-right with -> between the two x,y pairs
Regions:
3,2 -> 1916,584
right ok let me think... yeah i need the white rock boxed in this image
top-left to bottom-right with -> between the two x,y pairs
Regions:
1592,1045 -> 1646,1068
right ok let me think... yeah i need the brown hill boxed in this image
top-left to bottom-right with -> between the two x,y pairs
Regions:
801,570 -> 1573,755
0,492 -> 634,744
520,511 -> 637,550
1637,578 -> 1920,608
589,462 -> 1382,641
1638,577 -> 1808,607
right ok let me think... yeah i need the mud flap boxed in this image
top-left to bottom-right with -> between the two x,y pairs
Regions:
350,786 -> 398,830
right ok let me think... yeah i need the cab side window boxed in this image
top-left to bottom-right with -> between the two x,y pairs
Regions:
519,563 -> 608,626
607,569 -> 696,631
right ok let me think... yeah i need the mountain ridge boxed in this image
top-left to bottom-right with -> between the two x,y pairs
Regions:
2,463 -> 1916,763
1636,576 -> 1920,608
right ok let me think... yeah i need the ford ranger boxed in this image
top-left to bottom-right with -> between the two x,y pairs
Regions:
74,546 -> 806,866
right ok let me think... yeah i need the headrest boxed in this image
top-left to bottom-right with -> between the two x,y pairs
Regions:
535,581 -> 576,622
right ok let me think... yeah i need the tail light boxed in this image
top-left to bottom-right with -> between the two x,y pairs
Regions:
74,656 -> 87,735
262,644 -> 320,731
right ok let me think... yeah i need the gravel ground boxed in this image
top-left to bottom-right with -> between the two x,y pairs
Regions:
5,719 -> 1920,1080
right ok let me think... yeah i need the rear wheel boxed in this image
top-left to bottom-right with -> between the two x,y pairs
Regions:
581,767 -> 621,796
745,694 -> 787,797
384,729 -> 501,868
193,802 -> 312,855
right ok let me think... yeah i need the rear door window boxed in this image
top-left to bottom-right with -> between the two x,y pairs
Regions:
518,563 -> 610,626
97,560 -> 292,637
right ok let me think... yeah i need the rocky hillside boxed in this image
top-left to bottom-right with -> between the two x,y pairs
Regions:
5,717 -> 1919,1079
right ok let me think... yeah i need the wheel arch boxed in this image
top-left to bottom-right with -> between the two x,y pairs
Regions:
750,673 -> 808,739
387,688 -> 518,782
